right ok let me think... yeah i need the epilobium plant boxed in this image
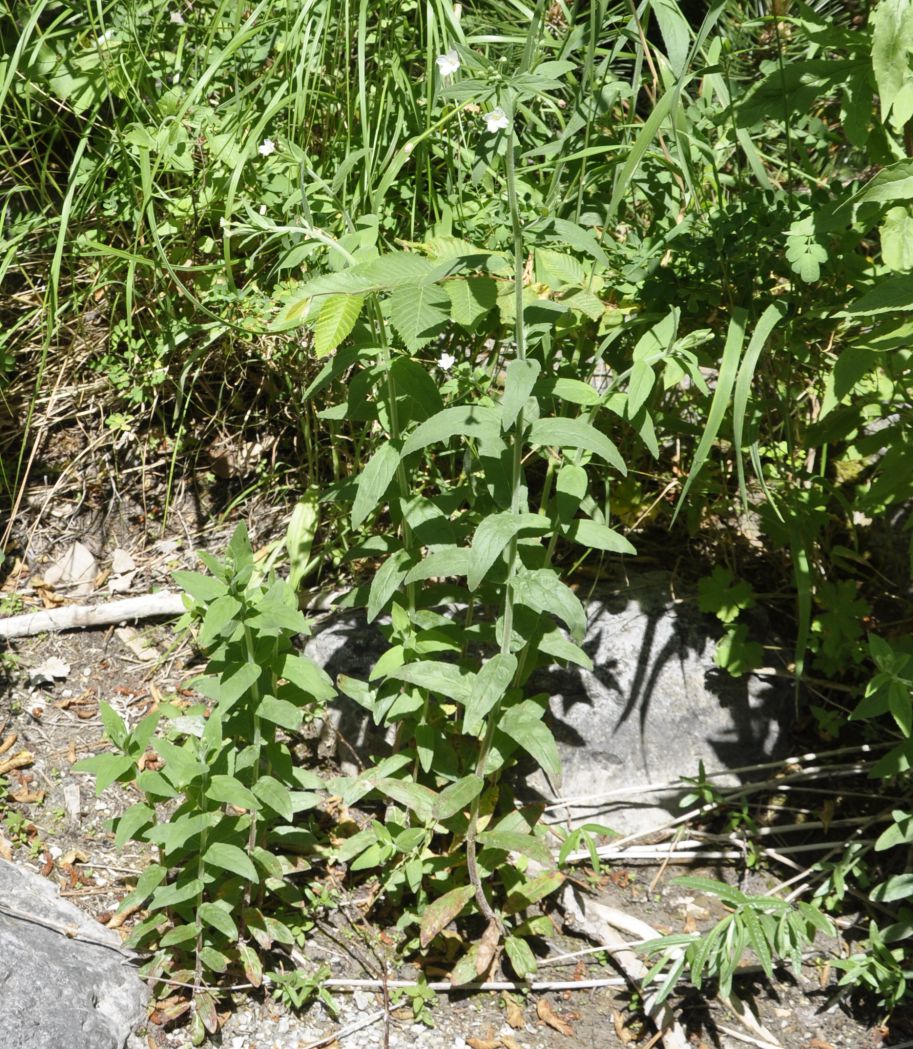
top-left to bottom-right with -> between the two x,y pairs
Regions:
76,524 -> 333,1038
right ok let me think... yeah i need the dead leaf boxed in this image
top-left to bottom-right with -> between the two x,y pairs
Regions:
0,731 -> 17,756
476,918 -> 501,976
536,997 -> 574,1037
612,1010 -> 636,1044
500,1038 -> 522,1049
0,751 -> 33,775
150,996 -> 192,1026
111,548 -> 136,574
115,626 -> 160,663
28,656 -> 71,685
466,1039 -> 501,1049
106,901 -> 141,929
67,740 -> 76,764
808,1041 -> 835,1049
0,836 -> 12,861
9,787 -> 44,804
60,848 -> 88,866
503,994 -> 525,1029
44,541 -> 98,596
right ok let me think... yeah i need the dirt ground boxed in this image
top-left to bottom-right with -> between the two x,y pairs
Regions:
1,496 -> 912,1049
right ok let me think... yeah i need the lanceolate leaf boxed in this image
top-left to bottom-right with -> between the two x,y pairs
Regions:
420,884 -> 476,948
463,653 -> 517,736
388,660 -> 474,703
501,359 -> 541,431
204,842 -> 259,883
500,700 -> 561,782
529,417 -> 626,473
467,511 -> 549,590
477,828 -> 552,866
402,405 -> 503,457
352,441 -> 401,528
563,519 -> 636,555
511,567 -> 587,642
314,293 -> 364,358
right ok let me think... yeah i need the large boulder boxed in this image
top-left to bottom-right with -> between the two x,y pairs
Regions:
305,572 -> 788,836
0,859 -> 148,1049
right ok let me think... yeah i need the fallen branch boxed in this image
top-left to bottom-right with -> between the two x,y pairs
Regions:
0,591 -> 186,639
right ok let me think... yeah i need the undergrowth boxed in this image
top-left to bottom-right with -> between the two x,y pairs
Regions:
5,0 -> 913,1033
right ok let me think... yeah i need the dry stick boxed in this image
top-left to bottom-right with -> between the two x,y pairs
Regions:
0,591 -> 186,639
321,976 -> 626,991
300,1009 -> 387,1049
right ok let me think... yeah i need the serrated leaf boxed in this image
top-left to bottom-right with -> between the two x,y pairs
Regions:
388,282 -> 451,351
314,293 -> 364,357
352,441 -> 401,528
447,276 -> 497,327
204,842 -> 259,883
467,511 -> 549,590
420,884 -> 475,948
500,700 -> 561,782
529,417 -> 626,473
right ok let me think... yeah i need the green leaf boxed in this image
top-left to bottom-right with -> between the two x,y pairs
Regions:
314,294 -> 364,357
373,778 -> 436,821
538,627 -> 593,669
100,702 -> 128,749
511,567 -> 587,642
388,282 -> 451,351
500,700 -> 561,782
278,652 -> 335,702
388,661 -> 474,703
477,828 -> 552,866
505,871 -> 565,913
872,0 -> 913,131
881,207 -> 913,272
872,874 -> 913,903
252,775 -> 294,820
239,943 -> 263,987
447,276 -> 497,328
627,359 -> 655,417
204,842 -> 259,883
153,738 -> 203,788
419,885 -> 475,948
463,653 -> 518,736
367,548 -> 413,622
504,934 -> 538,979
432,775 -> 484,821
402,405 -> 503,458
206,774 -> 260,811
173,570 -> 227,603
698,566 -> 755,625
352,441 -> 401,528
563,519 -> 635,555
404,547 -> 471,583
113,803 -> 155,848
194,662 -> 262,711
149,876 -> 204,911
529,417 -> 626,473
501,359 -> 541,431
549,378 -> 601,407
715,624 -> 763,677
73,753 -> 135,793
840,274 -> 913,316
160,922 -> 198,948
555,464 -> 587,524
198,902 -> 238,940
742,906 -> 772,979
198,595 -> 241,648
258,695 -> 305,731
468,511 -> 549,590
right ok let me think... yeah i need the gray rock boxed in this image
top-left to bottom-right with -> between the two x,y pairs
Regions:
526,572 -> 787,834
0,859 -> 148,1049
305,572 -> 788,835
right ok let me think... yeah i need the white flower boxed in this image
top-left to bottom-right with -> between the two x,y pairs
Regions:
258,138 -> 276,157
484,106 -> 510,133
438,351 -> 457,371
169,10 -> 185,24
95,29 -> 115,48
435,49 -> 460,77
259,204 -> 267,215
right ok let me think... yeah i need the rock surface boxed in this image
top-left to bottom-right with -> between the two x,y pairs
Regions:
0,858 -> 148,1049
305,572 -> 788,835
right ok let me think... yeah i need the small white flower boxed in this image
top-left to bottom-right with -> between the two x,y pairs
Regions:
258,138 -> 276,157
438,351 -> 457,372
259,204 -> 267,215
95,29 -> 115,48
484,106 -> 510,134
435,49 -> 460,77
169,10 -> 185,24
